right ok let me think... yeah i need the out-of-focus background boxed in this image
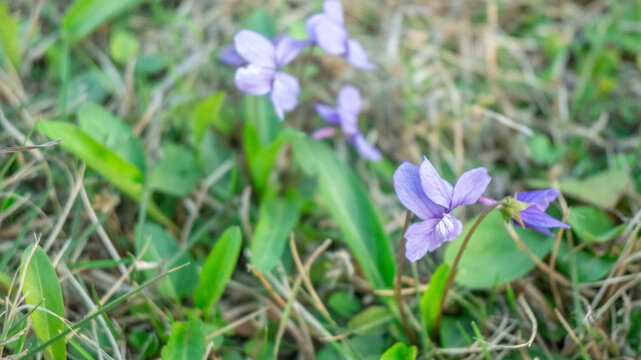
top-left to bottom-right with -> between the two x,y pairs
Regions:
1,0 -> 640,359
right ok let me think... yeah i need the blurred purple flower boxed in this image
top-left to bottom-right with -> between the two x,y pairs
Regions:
515,189 -> 570,235
219,44 -> 246,66
305,0 -> 375,70
393,157 -> 491,262
232,30 -> 308,120
312,86 -> 381,161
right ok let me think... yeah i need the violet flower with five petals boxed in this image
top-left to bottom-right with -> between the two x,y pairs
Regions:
232,30 -> 308,120
393,157 -> 491,262
312,85 -> 381,161
306,0 -> 375,70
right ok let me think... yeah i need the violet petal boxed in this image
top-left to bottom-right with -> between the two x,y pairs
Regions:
451,167 -> 491,209
419,156 -> 454,210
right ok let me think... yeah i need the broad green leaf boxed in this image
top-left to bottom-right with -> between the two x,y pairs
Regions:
444,211 -> 555,289
292,135 -> 395,289
250,192 -> 301,274
420,264 -> 450,335
62,0 -> 147,43
556,242 -> 615,283
0,3 -> 20,70
347,306 -> 390,334
37,121 -> 143,199
109,30 -> 139,65
528,134 -> 565,165
381,343 -> 418,360
161,317 -> 207,360
194,227 -> 242,310
528,170 -> 630,209
568,206 -> 624,243
37,121 -> 173,228
134,223 -> 198,299
190,92 -> 227,143
77,102 -> 146,171
20,245 -> 67,360
327,292 -> 360,317
149,143 -> 199,197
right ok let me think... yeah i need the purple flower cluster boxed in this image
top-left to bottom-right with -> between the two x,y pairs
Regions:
221,0 -> 374,121
312,86 -> 380,161
394,157 -> 570,262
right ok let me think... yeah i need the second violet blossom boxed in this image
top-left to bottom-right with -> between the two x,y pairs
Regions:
232,30 -> 308,120
306,0 -> 375,70
394,157 -> 491,262
312,86 -> 381,161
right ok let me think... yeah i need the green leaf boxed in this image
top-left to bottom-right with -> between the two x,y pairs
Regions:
243,124 -> 294,194
194,226 -> 242,310
568,206 -> 624,243
381,343 -> 418,360
444,211 -> 555,289
161,317 -> 207,360
37,121 -> 143,199
77,102 -> 146,172
556,242 -> 615,283
135,223 -> 198,299
37,120 -> 173,228
0,3 -> 20,70
149,143 -> 199,197
250,192 -> 302,274
20,245 -> 67,360
420,263 -> 450,335
347,306 -> 390,334
327,292 -> 360,317
292,134 -> 395,289
61,0 -> 147,43
528,134 -> 565,165
109,30 -> 139,65
190,92 -> 227,143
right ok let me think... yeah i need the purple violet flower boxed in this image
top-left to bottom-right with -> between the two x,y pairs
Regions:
393,157 -> 491,262
305,0 -> 375,70
232,30 -> 308,120
312,85 -> 381,161
515,189 -> 571,235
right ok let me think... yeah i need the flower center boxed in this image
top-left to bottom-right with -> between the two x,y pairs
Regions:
436,213 -> 456,240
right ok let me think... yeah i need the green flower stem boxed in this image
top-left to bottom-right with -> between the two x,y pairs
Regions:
395,210 -> 418,344
433,200 -> 506,340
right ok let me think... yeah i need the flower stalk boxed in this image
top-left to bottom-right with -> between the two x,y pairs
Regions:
394,210 -> 418,344
433,199 -> 506,338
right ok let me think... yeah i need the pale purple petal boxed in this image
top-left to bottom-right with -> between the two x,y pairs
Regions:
337,85 -> 361,116
450,167 -> 491,209
353,134 -> 381,161
404,218 -> 440,262
270,72 -> 300,120
346,39 -> 376,70
312,127 -> 336,140
275,36 -> 309,67
323,0 -> 344,24
393,161 -> 447,220
315,104 -> 341,124
234,65 -> 275,95
305,14 -> 325,42
517,189 -> 560,212
314,17 -> 348,55
519,207 -> 570,233
234,30 -> 276,68
419,156 -> 454,210
219,44 -> 245,66
433,213 -> 463,245
338,109 -> 359,137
